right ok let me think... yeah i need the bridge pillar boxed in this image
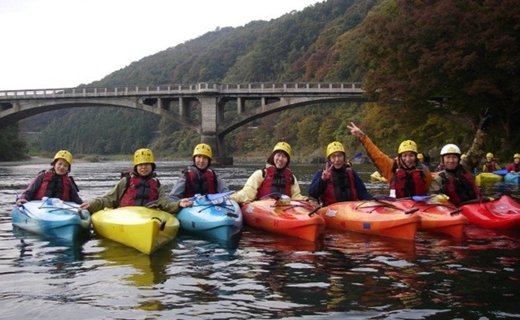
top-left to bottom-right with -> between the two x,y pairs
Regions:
179,97 -> 189,122
199,96 -> 233,165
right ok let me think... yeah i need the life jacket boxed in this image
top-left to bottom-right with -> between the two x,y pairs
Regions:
390,166 -> 428,198
505,163 -> 520,173
483,161 -> 498,172
183,166 -> 217,197
34,170 -> 73,201
439,168 -> 480,206
257,166 -> 294,199
119,172 -> 160,207
321,167 -> 359,206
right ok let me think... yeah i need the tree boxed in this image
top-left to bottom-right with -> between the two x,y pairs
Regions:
358,0 -> 520,151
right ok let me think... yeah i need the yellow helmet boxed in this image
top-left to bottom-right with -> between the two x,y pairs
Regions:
514,153 -> 520,159
193,143 -> 213,159
417,153 -> 424,161
486,152 -> 494,159
398,140 -> 418,154
52,150 -> 73,167
273,141 -> 292,157
133,148 -> 155,166
326,141 -> 345,158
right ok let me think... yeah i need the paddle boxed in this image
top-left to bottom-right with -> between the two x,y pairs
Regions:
40,197 -> 87,219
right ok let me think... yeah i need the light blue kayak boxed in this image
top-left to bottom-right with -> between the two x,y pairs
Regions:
177,192 -> 242,242
504,172 -> 520,184
11,197 -> 91,242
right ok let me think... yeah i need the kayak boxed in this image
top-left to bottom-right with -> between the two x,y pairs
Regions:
92,206 -> 179,254
370,171 -> 387,183
378,196 -> 467,238
504,172 -> 520,184
460,195 -> 520,229
11,197 -> 91,242
317,200 -> 420,241
241,197 -> 325,242
475,172 -> 502,186
177,193 -> 243,243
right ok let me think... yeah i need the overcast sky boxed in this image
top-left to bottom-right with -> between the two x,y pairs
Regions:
0,0 -> 322,90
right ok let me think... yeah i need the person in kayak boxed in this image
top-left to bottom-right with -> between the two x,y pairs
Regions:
230,141 -> 307,204
505,153 -> 520,172
429,144 -> 480,206
308,141 -> 372,205
348,122 -> 432,198
169,143 -> 229,201
15,150 -> 89,209
481,152 -> 501,172
88,148 -> 191,214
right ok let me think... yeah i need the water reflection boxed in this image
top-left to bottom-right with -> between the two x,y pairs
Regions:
0,160 -> 519,319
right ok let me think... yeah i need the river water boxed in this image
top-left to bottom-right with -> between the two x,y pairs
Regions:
0,160 -> 519,320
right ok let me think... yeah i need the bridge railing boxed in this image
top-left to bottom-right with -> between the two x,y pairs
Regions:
0,82 -> 363,100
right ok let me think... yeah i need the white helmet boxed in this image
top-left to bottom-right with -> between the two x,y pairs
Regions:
440,144 -> 461,156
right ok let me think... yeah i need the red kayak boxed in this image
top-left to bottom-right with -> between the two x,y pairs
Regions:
241,198 -> 325,242
317,200 -> 420,241
377,197 -> 467,238
460,195 -> 520,230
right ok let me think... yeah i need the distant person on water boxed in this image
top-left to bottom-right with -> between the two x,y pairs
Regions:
505,153 -> 520,172
88,148 -> 191,214
348,122 -> 432,198
169,143 -> 229,200
308,141 -> 372,206
429,144 -> 480,206
482,152 -> 501,172
15,150 -> 89,208
229,142 -> 307,204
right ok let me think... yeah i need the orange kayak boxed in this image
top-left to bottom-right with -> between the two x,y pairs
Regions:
376,197 -> 467,238
318,200 -> 420,241
241,198 -> 325,242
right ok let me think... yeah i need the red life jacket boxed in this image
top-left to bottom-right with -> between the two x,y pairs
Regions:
483,161 -> 498,172
119,173 -> 160,207
184,166 -> 217,197
321,167 -> 359,206
34,170 -> 72,201
439,168 -> 480,206
257,166 -> 294,199
390,167 -> 427,198
505,163 -> 520,172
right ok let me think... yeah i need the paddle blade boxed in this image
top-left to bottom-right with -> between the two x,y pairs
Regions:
206,191 -> 234,201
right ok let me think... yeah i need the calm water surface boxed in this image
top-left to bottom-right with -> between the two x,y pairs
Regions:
0,160 -> 519,320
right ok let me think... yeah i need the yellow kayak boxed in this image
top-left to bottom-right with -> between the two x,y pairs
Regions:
92,206 -> 179,254
370,171 -> 387,183
475,172 -> 503,186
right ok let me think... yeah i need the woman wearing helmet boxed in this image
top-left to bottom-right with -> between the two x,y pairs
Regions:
481,152 -> 501,173
88,148 -> 191,214
429,144 -> 480,206
169,143 -> 229,200
230,142 -> 306,203
505,153 -> 520,173
308,141 -> 372,206
348,122 -> 432,198
16,150 -> 89,208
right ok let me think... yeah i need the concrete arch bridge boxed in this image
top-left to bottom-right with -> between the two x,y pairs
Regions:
0,82 -> 366,163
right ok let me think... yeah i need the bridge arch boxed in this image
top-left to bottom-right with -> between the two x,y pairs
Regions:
0,97 -> 193,129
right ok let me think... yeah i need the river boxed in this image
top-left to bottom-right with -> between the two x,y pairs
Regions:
0,159 -> 519,319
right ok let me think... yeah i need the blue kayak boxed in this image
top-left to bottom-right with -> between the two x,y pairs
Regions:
177,193 -> 242,242
11,197 -> 91,242
504,172 -> 520,184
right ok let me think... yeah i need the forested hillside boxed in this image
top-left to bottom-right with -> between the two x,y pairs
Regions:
6,0 -> 519,163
